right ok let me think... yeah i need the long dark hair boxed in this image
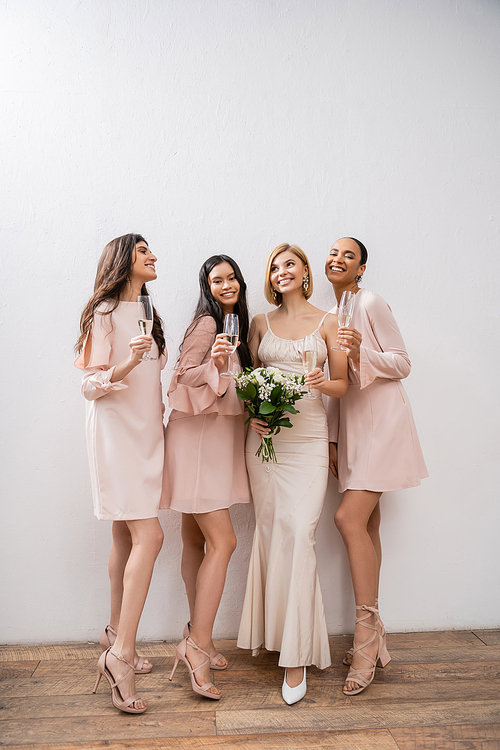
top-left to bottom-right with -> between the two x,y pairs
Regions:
75,233 -> 165,355
183,255 -> 252,369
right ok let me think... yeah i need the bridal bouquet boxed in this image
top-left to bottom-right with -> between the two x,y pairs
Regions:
234,366 -> 305,463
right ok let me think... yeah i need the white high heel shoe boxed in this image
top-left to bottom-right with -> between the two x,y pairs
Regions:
282,667 -> 307,705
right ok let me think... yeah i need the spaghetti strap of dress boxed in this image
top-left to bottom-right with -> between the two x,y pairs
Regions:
264,312 -> 271,330
316,312 -> 330,332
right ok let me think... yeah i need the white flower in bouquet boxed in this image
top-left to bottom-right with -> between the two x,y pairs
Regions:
233,366 -> 305,462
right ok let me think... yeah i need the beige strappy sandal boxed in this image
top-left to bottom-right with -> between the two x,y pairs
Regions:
169,637 -> 221,700
343,604 -> 391,696
183,622 -> 227,670
99,624 -> 153,674
343,599 -> 386,667
93,648 -> 147,714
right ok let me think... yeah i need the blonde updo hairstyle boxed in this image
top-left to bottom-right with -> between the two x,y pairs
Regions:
264,243 -> 313,306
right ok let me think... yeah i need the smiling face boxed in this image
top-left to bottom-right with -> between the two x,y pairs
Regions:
208,261 -> 240,313
270,250 -> 308,297
325,238 -> 365,288
130,241 -> 157,285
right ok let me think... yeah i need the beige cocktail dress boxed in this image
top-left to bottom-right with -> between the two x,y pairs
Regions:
237,313 -> 332,670
327,288 -> 428,492
160,315 -> 250,513
75,301 -> 166,521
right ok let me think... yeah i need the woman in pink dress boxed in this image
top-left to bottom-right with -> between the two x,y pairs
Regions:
325,237 -> 428,696
75,234 -> 166,714
161,255 -> 252,700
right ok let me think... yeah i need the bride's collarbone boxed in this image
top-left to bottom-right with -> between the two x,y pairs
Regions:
267,310 -> 327,341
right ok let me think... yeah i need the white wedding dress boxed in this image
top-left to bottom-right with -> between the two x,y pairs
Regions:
237,313 -> 331,669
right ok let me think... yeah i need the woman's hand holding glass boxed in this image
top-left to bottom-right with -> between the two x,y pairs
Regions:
337,327 -> 362,362
110,335 -> 153,382
211,333 -> 239,372
137,296 -> 156,361
128,335 -> 153,364
220,313 -> 239,377
304,367 -> 326,392
332,291 -> 356,353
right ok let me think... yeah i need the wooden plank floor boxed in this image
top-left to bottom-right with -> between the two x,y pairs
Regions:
0,630 -> 499,749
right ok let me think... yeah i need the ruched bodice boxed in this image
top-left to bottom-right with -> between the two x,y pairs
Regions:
258,313 -> 329,376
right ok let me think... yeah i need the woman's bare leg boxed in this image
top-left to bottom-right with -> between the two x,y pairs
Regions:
335,490 -> 382,692
106,521 -> 153,671
180,512 -> 229,669
108,517 -> 164,709
108,521 -> 132,630
184,509 -> 237,696
367,502 -> 382,600
181,514 -> 206,622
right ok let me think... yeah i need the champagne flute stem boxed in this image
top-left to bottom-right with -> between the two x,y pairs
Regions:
221,351 -> 232,377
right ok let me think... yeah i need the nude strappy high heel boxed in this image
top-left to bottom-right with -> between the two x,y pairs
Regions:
93,648 -> 147,714
343,599 -> 386,667
169,637 -> 221,700
343,604 -> 391,696
100,625 -> 153,674
182,622 -> 227,670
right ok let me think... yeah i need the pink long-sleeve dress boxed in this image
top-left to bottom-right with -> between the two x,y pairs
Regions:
75,301 -> 166,520
327,288 -> 428,493
327,289 -> 429,492
160,315 -> 251,513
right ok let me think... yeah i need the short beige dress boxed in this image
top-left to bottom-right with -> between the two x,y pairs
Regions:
327,288 -> 428,493
75,301 -> 166,521
160,315 -> 251,514
237,313 -> 332,670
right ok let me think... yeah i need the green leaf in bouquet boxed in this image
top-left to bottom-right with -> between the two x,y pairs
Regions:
259,401 -> 276,415
245,382 -> 258,400
274,417 -> 293,429
270,385 -> 282,405
281,403 -> 299,414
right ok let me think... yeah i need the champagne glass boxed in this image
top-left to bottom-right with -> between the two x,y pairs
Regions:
332,291 -> 356,351
221,313 -> 239,377
137,296 -> 156,361
302,334 -> 318,399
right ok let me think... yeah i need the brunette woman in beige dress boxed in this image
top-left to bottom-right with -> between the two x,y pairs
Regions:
325,237 -> 428,696
161,255 -> 251,700
237,244 -> 348,705
75,234 -> 166,714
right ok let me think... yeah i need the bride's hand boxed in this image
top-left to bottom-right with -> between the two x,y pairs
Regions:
304,367 -> 325,391
250,418 -> 271,436
329,442 -> 339,478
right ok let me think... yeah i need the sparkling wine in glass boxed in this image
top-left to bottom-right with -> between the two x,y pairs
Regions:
221,313 -> 239,377
302,334 -> 318,399
332,291 -> 356,351
137,296 -> 156,361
